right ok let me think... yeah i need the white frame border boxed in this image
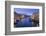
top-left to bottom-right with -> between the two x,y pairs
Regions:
11,5 -> 42,32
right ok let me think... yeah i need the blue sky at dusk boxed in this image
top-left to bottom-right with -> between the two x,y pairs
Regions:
14,8 -> 39,16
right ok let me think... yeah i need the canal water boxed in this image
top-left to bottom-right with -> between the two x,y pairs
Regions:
15,17 -> 32,27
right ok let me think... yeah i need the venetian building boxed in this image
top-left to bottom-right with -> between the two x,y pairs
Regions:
31,12 -> 39,27
31,12 -> 39,21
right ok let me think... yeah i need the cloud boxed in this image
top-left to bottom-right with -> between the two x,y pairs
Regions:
14,8 -> 39,16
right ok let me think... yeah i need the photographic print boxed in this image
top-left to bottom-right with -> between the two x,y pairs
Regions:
14,8 -> 39,27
